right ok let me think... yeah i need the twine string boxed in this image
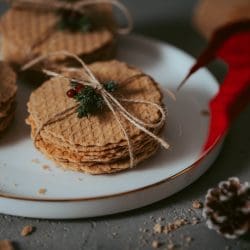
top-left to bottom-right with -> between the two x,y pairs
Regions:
105,90 -> 169,150
23,51 -> 169,167
102,93 -> 134,167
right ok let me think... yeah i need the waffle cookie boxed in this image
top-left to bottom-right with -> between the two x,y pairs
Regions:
0,3 -> 117,67
0,62 -> 17,134
26,60 -> 167,174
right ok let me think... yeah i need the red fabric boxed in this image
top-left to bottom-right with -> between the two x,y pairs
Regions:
204,31 -> 250,150
181,21 -> 250,151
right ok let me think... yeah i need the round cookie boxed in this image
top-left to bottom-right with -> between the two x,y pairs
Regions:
27,60 -> 166,174
0,4 -> 117,66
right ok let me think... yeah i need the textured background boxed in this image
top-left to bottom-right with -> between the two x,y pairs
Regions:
1,0 -> 250,249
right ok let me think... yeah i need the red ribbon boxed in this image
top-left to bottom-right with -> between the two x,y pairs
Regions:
180,20 -> 250,151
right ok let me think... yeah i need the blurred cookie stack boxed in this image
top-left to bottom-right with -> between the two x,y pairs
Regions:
0,62 -> 17,134
0,2 -> 117,67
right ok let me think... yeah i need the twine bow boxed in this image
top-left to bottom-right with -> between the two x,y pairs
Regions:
23,51 -> 169,167
6,0 -> 133,35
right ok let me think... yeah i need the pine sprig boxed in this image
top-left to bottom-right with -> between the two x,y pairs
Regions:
66,80 -> 118,118
57,10 -> 92,33
74,86 -> 104,118
103,80 -> 118,93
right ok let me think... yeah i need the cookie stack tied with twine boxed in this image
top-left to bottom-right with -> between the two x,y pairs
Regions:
0,62 -> 17,135
0,0 -> 132,67
25,52 -> 169,174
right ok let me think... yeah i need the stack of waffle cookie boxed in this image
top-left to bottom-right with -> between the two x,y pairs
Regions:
0,3 -> 116,66
0,62 -> 17,134
26,60 -> 166,174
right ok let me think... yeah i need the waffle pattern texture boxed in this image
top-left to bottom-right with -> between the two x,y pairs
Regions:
0,4 -> 117,66
27,60 -> 166,174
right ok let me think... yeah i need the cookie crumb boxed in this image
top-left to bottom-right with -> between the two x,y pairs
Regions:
0,240 -> 14,250
174,218 -> 188,227
112,232 -> 117,237
191,217 -> 200,225
163,218 -> 189,234
167,242 -> 176,250
38,188 -> 47,195
42,165 -> 50,171
153,223 -> 163,233
156,217 -> 165,222
192,200 -> 203,209
201,110 -> 210,116
32,158 -> 40,164
152,240 -> 160,249
185,236 -> 193,243
21,225 -> 34,237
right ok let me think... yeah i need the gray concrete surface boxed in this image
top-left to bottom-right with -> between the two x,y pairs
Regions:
1,1 -> 250,249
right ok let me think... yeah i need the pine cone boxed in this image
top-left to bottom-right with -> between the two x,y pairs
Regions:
203,177 -> 250,239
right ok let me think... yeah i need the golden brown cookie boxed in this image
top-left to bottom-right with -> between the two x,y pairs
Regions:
39,141 -> 159,175
33,127 -> 159,163
0,4 -> 117,66
27,60 -> 166,174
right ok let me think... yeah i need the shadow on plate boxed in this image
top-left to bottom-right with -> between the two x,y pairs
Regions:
0,80 -> 32,146
117,35 -> 163,70
110,85 -> 212,176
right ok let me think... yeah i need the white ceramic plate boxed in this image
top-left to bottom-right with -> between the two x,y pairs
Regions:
0,35 -> 223,219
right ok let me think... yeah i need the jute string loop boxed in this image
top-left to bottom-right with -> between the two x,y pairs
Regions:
22,51 -> 169,167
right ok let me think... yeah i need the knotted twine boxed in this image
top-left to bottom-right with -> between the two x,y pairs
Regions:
22,51 -> 169,168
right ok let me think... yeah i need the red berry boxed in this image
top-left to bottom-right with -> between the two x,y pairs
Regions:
75,84 -> 84,93
66,89 -> 77,98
